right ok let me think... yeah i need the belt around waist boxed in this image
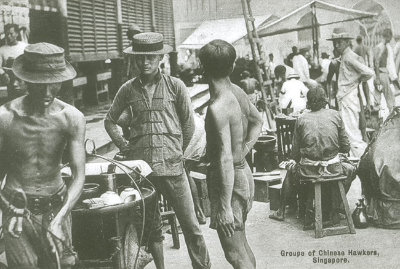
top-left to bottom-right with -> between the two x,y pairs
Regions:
208,159 -> 246,169
299,155 -> 340,167
2,184 -> 66,215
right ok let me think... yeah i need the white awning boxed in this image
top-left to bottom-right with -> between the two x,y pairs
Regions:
179,15 -> 277,50
257,0 -> 376,38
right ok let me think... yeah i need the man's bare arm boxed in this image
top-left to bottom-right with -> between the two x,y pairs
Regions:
46,110 -> 85,253
243,101 -> 263,157
210,107 -> 235,237
56,111 -> 86,220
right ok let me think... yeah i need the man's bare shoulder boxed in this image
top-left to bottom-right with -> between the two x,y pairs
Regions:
55,99 -> 85,125
230,83 -> 251,111
0,101 -> 15,128
208,91 -> 241,119
231,83 -> 248,96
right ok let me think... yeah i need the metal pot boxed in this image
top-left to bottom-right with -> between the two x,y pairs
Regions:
79,183 -> 100,202
254,135 -> 276,153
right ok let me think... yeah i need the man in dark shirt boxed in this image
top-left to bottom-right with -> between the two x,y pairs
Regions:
270,84 -> 354,221
104,32 -> 210,269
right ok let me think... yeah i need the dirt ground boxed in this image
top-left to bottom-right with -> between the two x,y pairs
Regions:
147,178 -> 400,269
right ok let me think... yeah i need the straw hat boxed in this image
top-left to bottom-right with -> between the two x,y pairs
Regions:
286,71 -> 300,79
326,27 -> 354,41
12,42 -> 76,84
123,32 -> 173,55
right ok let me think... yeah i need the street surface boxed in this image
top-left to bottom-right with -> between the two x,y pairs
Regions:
147,178 -> 400,269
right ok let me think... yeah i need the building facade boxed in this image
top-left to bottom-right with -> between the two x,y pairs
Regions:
173,0 -> 400,64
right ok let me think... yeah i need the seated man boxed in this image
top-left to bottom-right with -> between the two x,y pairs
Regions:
269,84 -> 355,222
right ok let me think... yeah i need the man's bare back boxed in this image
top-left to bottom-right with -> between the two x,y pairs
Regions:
0,96 -> 85,196
199,39 -> 262,269
206,87 -> 244,164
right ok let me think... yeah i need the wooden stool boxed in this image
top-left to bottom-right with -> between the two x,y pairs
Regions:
159,194 -> 180,249
190,171 -> 211,217
253,171 -> 282,202
302,175 -> 356,238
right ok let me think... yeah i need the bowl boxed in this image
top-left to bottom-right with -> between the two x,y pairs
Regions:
79,183 -> 100,202
100,191 -> 123,205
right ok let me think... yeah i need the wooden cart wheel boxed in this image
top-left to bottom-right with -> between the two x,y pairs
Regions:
123,224 -> 153,269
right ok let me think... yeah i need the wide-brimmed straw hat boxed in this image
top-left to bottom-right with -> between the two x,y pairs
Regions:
123,32 -> 173,55
12,42 -> 76,83
326,27 -> 354,41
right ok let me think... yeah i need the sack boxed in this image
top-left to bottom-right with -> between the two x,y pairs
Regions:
184,113 -> 206,161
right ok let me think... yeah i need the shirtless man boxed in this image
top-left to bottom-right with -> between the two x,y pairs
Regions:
199,39 -> 262,269
0,42 -> 85,268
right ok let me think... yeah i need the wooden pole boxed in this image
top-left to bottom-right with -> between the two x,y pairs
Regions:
240,0 -> 274,130
311,3 -> 319,64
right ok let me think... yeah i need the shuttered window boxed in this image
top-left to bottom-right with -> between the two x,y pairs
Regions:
67,0 -> 119,62
121,0 -> 152,49
154,0 -> 175,48
121,0 -> 175,50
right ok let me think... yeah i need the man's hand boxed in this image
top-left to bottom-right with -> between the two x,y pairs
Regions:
47,217 -> 65,256
216,205 -> 235,237
7,215 -> 24,238
375,75 -> 381,87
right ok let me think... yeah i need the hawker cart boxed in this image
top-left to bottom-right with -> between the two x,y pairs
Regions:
62,161 -> 155,269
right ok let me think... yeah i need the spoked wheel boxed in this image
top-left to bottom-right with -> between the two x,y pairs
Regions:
123,224 -> 153,269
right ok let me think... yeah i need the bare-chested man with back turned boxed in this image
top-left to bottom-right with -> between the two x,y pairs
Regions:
199,39 -> 263,269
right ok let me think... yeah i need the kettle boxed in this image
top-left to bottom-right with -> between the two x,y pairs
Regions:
352,198 -> 368,229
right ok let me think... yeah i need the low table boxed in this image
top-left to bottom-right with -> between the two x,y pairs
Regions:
253,170 -> 283,202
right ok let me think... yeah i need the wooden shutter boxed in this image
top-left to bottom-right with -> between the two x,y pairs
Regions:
67,0 -> 119,62
121,0 -> 153,49
154,0 -> 175,48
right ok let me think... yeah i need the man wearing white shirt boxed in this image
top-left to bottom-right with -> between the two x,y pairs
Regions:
328,28 -> 374,158
374,28 -> 399,112
292,45 -> 311,82
279,71 -> 309,113
0,24 -> 28,100
0,24 -> 28,74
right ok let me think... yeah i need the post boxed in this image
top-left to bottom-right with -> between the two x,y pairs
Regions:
116,0 -> 123,55
150,0 -> 156,32
240,0 -> 273,130
311,3 -> 319,64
